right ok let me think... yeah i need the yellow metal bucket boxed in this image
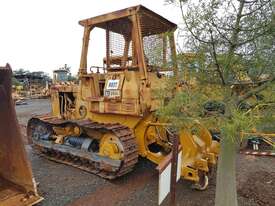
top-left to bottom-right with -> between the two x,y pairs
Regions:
0,64 -> 43,206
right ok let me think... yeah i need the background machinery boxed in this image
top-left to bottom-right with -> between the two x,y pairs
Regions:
53,64 -> 77,84
12,70 -> 50,99
27,5 -> 219,189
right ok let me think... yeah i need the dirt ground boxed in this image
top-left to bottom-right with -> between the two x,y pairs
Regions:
16,99 -> 275,206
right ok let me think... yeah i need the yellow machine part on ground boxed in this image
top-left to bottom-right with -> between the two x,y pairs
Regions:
0,64 -> 43,206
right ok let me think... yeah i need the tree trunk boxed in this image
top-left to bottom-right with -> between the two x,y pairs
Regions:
215,136 -> 238,206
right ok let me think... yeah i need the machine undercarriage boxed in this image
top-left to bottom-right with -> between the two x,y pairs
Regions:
28,116 -> 138,179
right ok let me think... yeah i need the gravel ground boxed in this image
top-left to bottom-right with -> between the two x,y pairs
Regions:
16,99 -> 51,125
16,99 -> 275,206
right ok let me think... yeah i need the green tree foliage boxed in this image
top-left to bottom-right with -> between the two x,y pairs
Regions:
168,0 -> 274,83
161,0 -> 274,205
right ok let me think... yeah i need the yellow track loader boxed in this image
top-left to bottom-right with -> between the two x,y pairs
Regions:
27,5 -> 219,189
0,64 -> 43,206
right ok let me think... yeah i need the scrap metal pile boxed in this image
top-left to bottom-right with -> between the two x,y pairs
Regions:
12,69 -> 51,101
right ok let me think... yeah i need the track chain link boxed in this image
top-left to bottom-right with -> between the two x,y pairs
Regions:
28,115 -> 139,179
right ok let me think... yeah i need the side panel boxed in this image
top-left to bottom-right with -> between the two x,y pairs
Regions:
51,89 -> 61,117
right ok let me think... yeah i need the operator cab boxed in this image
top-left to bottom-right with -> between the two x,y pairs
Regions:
79,5 -> 177,75
77,5 -> 177,115
53,69 -> 69,83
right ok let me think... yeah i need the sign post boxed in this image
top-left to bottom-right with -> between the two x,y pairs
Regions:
157,134 -> 181,206
170,134 -> 179,206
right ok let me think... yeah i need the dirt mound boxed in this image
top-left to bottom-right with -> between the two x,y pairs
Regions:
238,171 -> 275,206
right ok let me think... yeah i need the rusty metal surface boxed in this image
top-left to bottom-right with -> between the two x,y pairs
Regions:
0,64 -> 43,206
27,115 -> 139,179
79,5 -> 177,30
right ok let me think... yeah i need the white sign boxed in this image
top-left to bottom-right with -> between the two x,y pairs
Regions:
158,151 -> 182,205
104,90 -> 120,97
159,163 -> 171,205
106,79 -> 119,90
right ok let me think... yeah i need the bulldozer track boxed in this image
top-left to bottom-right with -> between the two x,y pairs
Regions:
27,114 -> 139,179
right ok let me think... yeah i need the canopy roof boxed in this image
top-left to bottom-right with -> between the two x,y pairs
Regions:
79,5 -> 177,36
